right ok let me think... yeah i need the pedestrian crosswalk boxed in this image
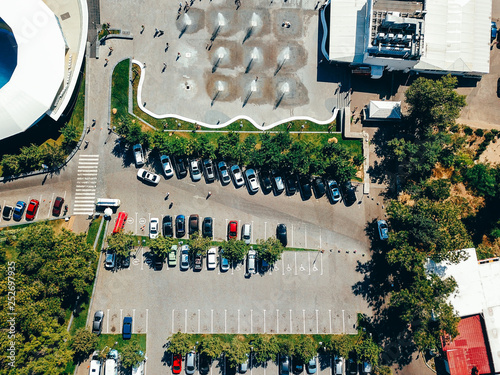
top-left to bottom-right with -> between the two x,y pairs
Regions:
73,154 -> 99,215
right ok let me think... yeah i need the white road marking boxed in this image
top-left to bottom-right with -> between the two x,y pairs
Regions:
119,309 -> 122,334
290,310 -> 293,334
329,310 -> 332,333
145,309 -> 149,333
185,309 -> 188,332
132,309 -> 136,333
303,310 -> 306,333
224,309 -> 227,333
316,310 -> 319,333
172,309 -> 175,333
141,247 -> 144,270
320,252 -> 323,275
238,309 -> 240,333
308,252 -> 311,275
305,225 -> 307,249
263,310 -> 266,333
211,309 -> 214,333
294,253 -> 297,275
250,309 -> 253,334
342,310 -> 345,333
319,229 -> 322,250
276,309 -> 279,333
198,309 -> 201,333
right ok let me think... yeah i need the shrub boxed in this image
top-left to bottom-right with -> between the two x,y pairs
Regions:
474,128 -> 484,137
463,126 -> 473,135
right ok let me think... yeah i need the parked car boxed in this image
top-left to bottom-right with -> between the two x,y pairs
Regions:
272,171 -> 285,195
299,176 -> 312,200
92,310 -> 104,335
313,177 -> 326,198
377,220 -> 389,240
245,169 -> 259,193
260,258 -> 269,273
105,349 -> 119,375
306,357 -> 317,374
277,224 -> 287,247
360,362 -> 372,375
260,171 -> 273,192
231,165 -> 245,187
133,144 -> 144,167
326,180 -> 342,203
175,156 -> 188,178
2,205 -> 13,220
176,215 -> 186,237
137,168 -> 161,185
160,155 -> 175,178
280,355 -> 290,375
333,356 -> 344,375
292,357 -> 304,375
492,21 -> 498,40
194,254 -> 203,271
207,247 -> 217,270
13,201 -> 26,221
122,316 -> 132,339
185,352 -> 196,375
189,214 -> 200,235
238,354 -> 249,373
247,248 -> 256,274
228,220 -> 238,239
199,353 -> 211,375
203,159 -> 216,182
119,253 -> 130,268
105,249 -> 116,269
25,199 -> 39,220
220,249 -> 230,272
347,358 -> 357,375
163,215 -> 173,237
342,181 -> 357,206
241,223 -> 251,245
202,217 -> 213,238
190,159 -> 202,181
52,196 -> 64,216
154,253 -> 164,270
149,218 -> 159,239
285,174 -> 298,195
132,352 -> 146,375
218,161 -> 231,184
180,245 -> 190,270
168,245 -> 178,267
173,354 -> 182,374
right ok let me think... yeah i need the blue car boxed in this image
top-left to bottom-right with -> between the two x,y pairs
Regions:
492,21 -> 497,40
220,249 -> 229,272
13,201 -> 26,221
122,316 -> 132,339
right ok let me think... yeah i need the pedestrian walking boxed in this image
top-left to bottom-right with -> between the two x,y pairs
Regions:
166,42 -> 169,50
255,76 -> 259,81
143,62 -> 147,68
105,58 -> 109,64
169,201 -> 174,209
207,191 -> 212,199
166,192 -> 170,199
177,52 -> 181,60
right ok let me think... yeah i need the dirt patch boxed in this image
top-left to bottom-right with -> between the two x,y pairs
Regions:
479,139 -> 500,165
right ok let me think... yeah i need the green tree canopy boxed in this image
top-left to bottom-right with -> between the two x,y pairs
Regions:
149,236 -> 175,259
189,232 -> 211,257
167,332 -> 193,356
252,335 -> 279,364
221,239 -> 249,263
71,328 -> 98,362
256,237 -> 284,265
292,336 -> 317,364
224,337 -> 249,368
199,336 -> 224,359
107,231 -> 135,257
121,340 -> 146,369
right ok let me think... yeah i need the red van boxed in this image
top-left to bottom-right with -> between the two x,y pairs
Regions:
113,212 -> 128,234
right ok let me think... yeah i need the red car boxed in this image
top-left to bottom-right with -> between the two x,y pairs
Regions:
52,196 -> 64,216
173,354 -> 182,374
228,220 -> 238,240
25,199 -> 39,220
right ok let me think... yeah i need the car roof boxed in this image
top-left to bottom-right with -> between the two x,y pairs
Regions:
124,316 -> 132,323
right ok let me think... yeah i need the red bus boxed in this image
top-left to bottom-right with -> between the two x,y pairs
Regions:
112,212 -> 128,234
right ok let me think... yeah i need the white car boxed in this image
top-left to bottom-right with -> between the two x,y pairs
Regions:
247,248 -> 256,274
149,218 -> 159,239
132,351 -> 147,375
160,155 -> 174,178
190,159 -> 202,181
207,247 -> 217,270
137,168 -> 161,185
180,245 -> 190,271
245,169 -> 259,193
230,165 -> 245,187
133,144 -> 144,167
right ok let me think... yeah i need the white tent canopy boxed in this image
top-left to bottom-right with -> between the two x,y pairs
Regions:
367,100 -> 401,120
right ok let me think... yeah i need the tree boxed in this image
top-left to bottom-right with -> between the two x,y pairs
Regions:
121,340 -> 146,369
71,328 -> 98,362
277,336 -> 295,356
465,163 -> 497,198
324,335 -> 354,358
1,153 -> 21,175
238,135 -> 257,166
256,237 -> 284,264
60,122 -> 78,150
292,336 -> 317,364
149,236 -> 174,259
221,239 -> 249,263
217,132 -> 240,161
41,142 -> 66,168
107,231 -> 135,257
199,336 -> 224,359
287,142 -> 311,175
252,335 -> 279,364
355,337 -> 381,367
116,116 -> 147,146
167,332 -> 193,356
224,337 -> 249,368
190,232 -> 211,257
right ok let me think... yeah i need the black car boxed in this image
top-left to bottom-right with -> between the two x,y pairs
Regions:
163,215 -> 173,237
497,77 -> 500,98
175,156 -> 188,178
2,205 -> 13,220
285,174 -> 297,195
299,176 -> 312,200
260,171 -> 273,192
260,258 -> 269,272
313,177 -> 326,198
277,224 -> 287,247
155,255 -> 164,270
292,358 -> 304,375
119,254 -> 130,268
342,181 -> 357,206
202,217 -> 213,238
176,215 -> 186,237
189,214 -> 199,235
199,353 -> 211,375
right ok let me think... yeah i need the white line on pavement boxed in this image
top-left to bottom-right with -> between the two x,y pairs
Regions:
146,309 -> 148,333
294,253 -> 297,276
263,310 -> 266,333
303,310 -> 306,333
107,309 -> 111,334
224,309 -> 227,333
316,310 -> 319,333
211,309 -> 214,333
185,309 -> 187,333
141,247 -> 144,270
172,310 -> 175,333
329,310 -> 332,334
282,256 -> 284,276
132,309 -> 136,333
305,225 -> 307,249
308,252 -> 311,275
290,310 -> 293,334
342,310 -> 345,333
319,229 -> 322,250
250,309 -> 253,334
119,309 -> 122,334
320,252 -> 323,275
238,309 -> 240,333
276,309 -> 279,333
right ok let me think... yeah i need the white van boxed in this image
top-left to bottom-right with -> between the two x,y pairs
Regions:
241,224 -> 251,245
105,349 -> 118,375
89,359 -> 101,375
95,198 -> 121,209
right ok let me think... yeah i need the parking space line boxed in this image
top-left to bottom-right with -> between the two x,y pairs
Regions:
47,193 -> 54,218
141,247 -> 144,271
264,222 -> 267,239
211,309 -> 214,333
276,309 -> 279,333
119,309 -> 122,334
132,309 -> 136,333
224,309 -> 227,333
305,225 -> 307,249
294,253 -> 297,276
329,310 -> 332,333
146,309 -> 148,333
342,310 -> 345,333
281,257 -> 284,276
135,212 -> 138,235
185,309 -> 187,332
107,309 -> 110,334
250,309 -> 253,334
263,310 -> 266,333
303,310 -> 306,333
198,309 -> 201,333
1,200 -> 4,223
316,310 -> 319,333
63,190 -> 67,200
320,252 -> 323,275
289,310 -> 293,334
172,310 -> 175,333
308,253 -> 311,275
291,224 -> 294,247
238,309 -> 240,333
319,229 -> 322,250
251,221 -> 254,243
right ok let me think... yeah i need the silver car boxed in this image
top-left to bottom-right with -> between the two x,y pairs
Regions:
160,155 -> 174,178
247,248 -> 256,274
186,352 -> 196,375
218,161 -> 231,184
231,165 -> 245,187
245,169 -> 259,193
190,159 -> 202,181
133,144 -> 144,167
180,245 -> 190,271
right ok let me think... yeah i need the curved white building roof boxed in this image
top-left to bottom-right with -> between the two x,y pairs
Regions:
0,0 -> 65,140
